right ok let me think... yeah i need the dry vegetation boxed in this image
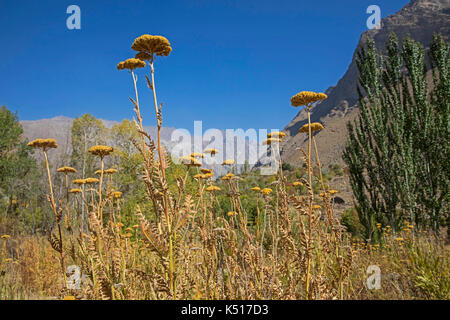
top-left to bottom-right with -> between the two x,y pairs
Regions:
0,34 -> 448,300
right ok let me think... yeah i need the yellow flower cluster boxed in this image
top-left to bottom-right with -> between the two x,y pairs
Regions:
260,188 -> 273,195
204,148 -> 219,155
227,211 -> 237,217
112,191 -> 122,199
290,91 -> 327,107
267,131 -> 286,139
85,177 -> 99,184
135,51 -> 152,61
298,122 -> 324,134
205,185 -> 221,192
88,145 -> 114,158
222,159 -> 235,166
69,188 -> 82,194
131,35 -> 172,57
72,179 -> 86,185
262,138 -> 282,145
180,156 -> 202,167
1,234 -> 11,239
57,166 -> 77,173
27,138 -> 58,150
251,187 -> 260,192
190,152 -> 205,158
292,181 -> 303,187
117,58 -> 146,71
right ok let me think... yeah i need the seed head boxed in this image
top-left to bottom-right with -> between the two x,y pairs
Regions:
131,34 -> 172,57
291,91 -> 327,107
57,166 -> 77,174
88,145 -> 114,158
298,122 -> 324,134
27,138 -> 58,150
117,58 -> 146,71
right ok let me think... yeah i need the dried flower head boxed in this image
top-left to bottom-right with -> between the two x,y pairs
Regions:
88,145 -> 114,158
72,179 -> 86,185
57,166 -> 77,174
221,176 -> 230,181
193,174 -> 204,180
298,122 -> 324,134
69,188 -> 82,194
200,168 -> 212,174
131,34 -> 172,57
84,177 -> 99,184
135,51 -> 152,61
104,168 -> 118,174
112,191 -> 122,199
291,91 -> 327,107
204,148 -> 219,156
225,173 -> 235,179
117,58 -> 146,71
267,132 -> 286,139
260,188 -> 273,195
222,159 -> 235,166
190,152 -> 205,158
205,185 -> 221,192
27,138 -> 58,150
262,138 -> 282,145
180,156 -> 202,167
1,235 -> 11,239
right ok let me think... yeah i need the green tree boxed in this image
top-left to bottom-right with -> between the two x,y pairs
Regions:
343,33 -> 449,240
0,106 -> 37,216
70,114 -> 107,177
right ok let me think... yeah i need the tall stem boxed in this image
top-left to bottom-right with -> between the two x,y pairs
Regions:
43,150 -> 66,290
305,105 -> 313,299
150,60 -> 174,298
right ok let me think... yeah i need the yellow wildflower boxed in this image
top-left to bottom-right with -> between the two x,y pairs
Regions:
251,187 -> 261,192
27,138 -> 58,150
57,166 -> 77,173
72,179 -> 86,185
200,168 -> 212,174
222,159 -> 235,166
260,188 -> 273,195
205,185 -> 221,192
63,296 -> 76,300
84,177 -> 99,184
262,138 -> 282,145
298,122 -> 324,134
1,235 -> 11,239
290,91 -> 327,107
267,131 -> 286,139
104,168 -> 118,174
292,181 -> 303,187
88,145 -> 114,158
204,148 -> 219,156
227,211 -> 237,217
131,34 -> 172,57
69,188 -> 82,194
190,152 -> 205,158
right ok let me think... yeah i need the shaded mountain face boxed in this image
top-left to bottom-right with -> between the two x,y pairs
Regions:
281,0 -> 450,167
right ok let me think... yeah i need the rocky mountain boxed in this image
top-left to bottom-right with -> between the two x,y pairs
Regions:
280,0 -> 450,167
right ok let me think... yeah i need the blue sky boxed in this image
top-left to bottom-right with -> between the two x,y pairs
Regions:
0,0 -> 409,131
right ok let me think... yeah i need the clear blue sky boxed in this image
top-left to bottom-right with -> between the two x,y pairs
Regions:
0,0 -> 409,131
